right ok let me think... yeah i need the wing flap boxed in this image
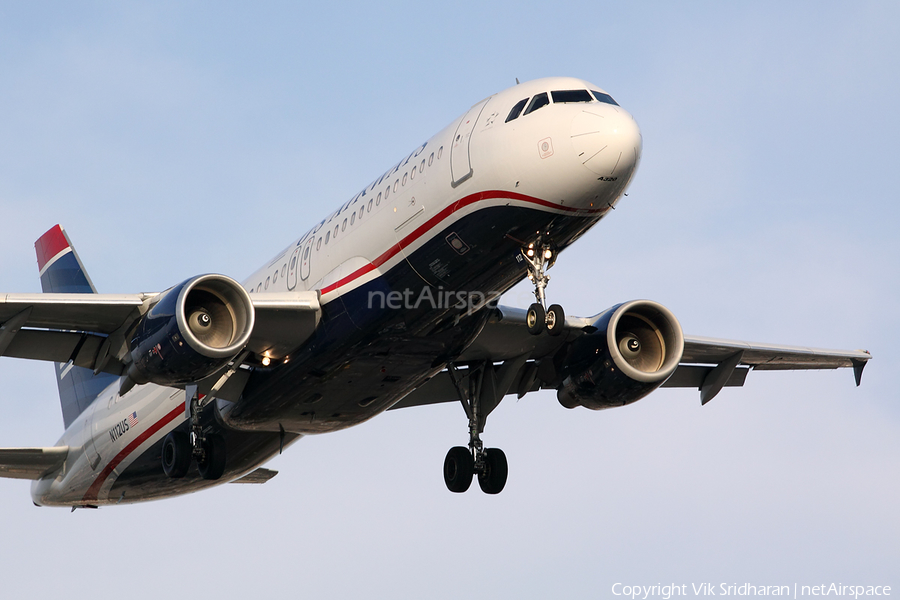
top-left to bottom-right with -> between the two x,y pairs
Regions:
0,447 -> 69,480
661,364 -> 750,388
2,330 -> 127,376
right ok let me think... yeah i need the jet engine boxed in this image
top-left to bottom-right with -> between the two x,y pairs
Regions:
557,300 -> 683,410
125,274 -> 254,387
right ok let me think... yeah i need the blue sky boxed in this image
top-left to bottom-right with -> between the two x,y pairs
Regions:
1,3 -> 897,598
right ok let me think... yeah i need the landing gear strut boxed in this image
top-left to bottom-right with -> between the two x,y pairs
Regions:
160,353 -> 248,480
161,384 -> 226,480
443,362 -> 509,494
521,238 -> 565,336
187,384 -> 227,480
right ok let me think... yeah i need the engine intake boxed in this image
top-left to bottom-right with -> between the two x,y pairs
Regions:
125,274 -> 254,388
557,300 -> 683,410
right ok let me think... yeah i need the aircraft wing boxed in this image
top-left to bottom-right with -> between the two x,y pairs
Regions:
0,447 -> 69,480
393,305 -> 871,410
0,291 -> 321,376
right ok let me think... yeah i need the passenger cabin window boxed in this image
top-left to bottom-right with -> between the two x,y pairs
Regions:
551,90 -> 593,103
505,98 -> 529,122
591,90 -> 619,106
523,92 -> 549,116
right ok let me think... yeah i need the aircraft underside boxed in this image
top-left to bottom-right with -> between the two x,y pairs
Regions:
101,203 -> 598,504
1,76 -> 869,507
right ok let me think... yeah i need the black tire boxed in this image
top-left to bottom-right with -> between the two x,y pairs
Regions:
546,304 -> 565,336
443,446 -> 474,493
478,447 -> 508,495
198,433 -> 227,480
526,303 -> 545,335
161,431 -> 191,479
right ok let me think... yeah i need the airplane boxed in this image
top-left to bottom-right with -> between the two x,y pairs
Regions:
0,76 -> 871,507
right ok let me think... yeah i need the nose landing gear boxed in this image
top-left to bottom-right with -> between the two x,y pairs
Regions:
521,239 -> 565,336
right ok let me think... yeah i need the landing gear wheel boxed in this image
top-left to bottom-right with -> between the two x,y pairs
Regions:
526,303 -> 545,335
478,448 -> 508,495
443,446 -> 474,493
546,304 -> 565,337
161,431 -> 191,479
198,433 -> 227,480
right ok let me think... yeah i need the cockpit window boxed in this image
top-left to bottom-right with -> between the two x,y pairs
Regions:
523,92 -> 549,116
505,98 -> 529,123
591,90 -> 619,106
551,90 -> 593,103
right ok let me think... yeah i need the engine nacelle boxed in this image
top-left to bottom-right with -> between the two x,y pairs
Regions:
557,300 -> 684,410
126,274 -> 254,387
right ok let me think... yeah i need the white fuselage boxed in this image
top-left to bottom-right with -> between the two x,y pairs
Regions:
32,76 -> 642,506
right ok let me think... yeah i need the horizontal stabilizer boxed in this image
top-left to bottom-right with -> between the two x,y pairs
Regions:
0,446 -> 68,480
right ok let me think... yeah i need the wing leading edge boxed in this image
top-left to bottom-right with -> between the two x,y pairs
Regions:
393,305 -> 871,410
0,292 -> 321,378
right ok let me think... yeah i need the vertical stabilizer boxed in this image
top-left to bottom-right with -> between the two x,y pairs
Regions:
35,225 -> 118,428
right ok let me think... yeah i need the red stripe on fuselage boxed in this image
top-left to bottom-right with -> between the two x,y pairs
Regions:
35,225 -> 70,272
320,190 -> 600,296
81,404 -> 184,503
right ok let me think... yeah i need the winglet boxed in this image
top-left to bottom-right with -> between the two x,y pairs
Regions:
852,356 -> 869,387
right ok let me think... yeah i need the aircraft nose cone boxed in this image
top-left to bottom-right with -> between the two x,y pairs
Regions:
570,107 -> 642,179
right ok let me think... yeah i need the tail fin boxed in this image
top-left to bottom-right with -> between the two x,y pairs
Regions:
35,225 -> 118,429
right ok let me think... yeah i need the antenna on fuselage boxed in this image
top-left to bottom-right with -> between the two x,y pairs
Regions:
515,77 -> 520,84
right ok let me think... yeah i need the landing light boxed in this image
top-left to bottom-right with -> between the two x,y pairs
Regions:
544,249 -> 552,259
261,356 -> 271,367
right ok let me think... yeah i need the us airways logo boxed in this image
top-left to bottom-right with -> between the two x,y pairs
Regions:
109,412 -> 139,443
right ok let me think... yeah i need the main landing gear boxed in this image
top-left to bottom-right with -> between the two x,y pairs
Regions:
521,238 -> 565,336
161,384 -> 226,481
443,362 -> 509,494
